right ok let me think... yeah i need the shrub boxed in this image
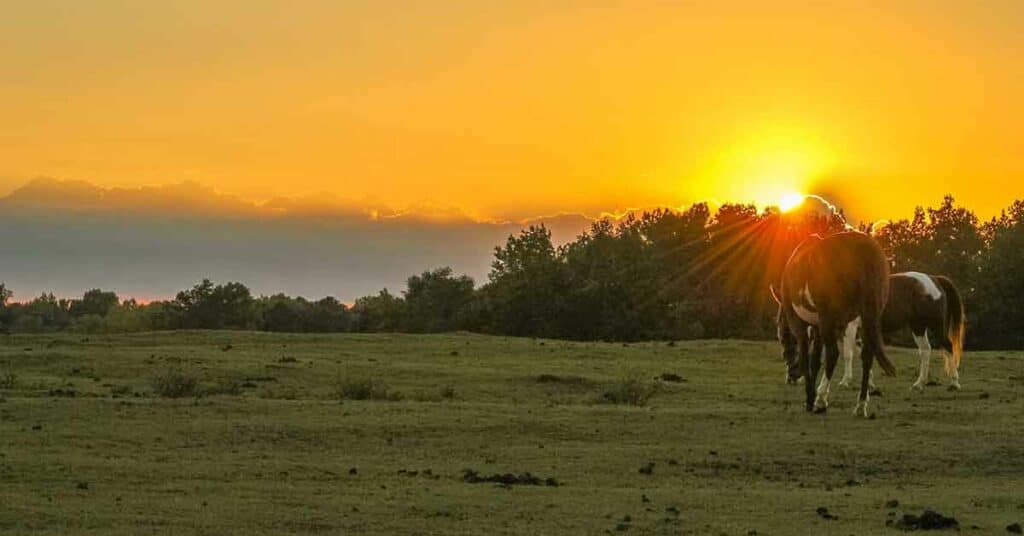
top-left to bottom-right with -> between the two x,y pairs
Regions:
334,376 -> 395,401
151,368 -> 200,398
0,372 -> 17,389
600,376 -> 658,406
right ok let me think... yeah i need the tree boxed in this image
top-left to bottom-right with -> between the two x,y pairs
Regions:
260,294 -> 304,332
972,200 -> 1024,348
481,225 -> 568,337
925,195 -> 983,292
14,293 -> 72,332
0,283 -> 12,331
560,217 -> 654,340
70,289 -> 119,317
350,289 -> 406,332
403,267 -> 474,333
305,296 -> 350,332
104,300 -> 152,333
174,279 -> 256,329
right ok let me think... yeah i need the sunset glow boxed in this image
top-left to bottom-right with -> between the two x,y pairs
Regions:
1,1 -> 1022,222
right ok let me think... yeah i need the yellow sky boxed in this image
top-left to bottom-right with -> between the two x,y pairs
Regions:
2,1 -> 1022,221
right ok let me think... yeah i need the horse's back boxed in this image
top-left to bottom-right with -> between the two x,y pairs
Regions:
784,232 -> 889,317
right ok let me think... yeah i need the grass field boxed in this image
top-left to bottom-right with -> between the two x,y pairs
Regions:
1,331 -> 1022,535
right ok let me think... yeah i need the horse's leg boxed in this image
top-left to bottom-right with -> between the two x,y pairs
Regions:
911,328 -> 931,390
814,326 -> 840,413
853,344 -> 874,418
946,356 -> 961,390
805,327 -> 822,412
940,322 -> 963,391
838,319 -> 858,388
799,327 -> 814,412
810,330 -> 825,411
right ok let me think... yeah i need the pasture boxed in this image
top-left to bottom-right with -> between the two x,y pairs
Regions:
1,332 -> 1022,534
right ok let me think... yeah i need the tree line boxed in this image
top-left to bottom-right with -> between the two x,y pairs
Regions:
1,195 -> 1021,349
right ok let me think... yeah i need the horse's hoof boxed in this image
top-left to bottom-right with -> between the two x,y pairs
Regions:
910,382 -> 924,391
813,406 -> 828,414
852,402 -> 870,418
805,403 -> 815,412
948,384 -> 961,392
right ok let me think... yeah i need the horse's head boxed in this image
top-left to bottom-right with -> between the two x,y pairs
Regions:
770,284 -> 801,384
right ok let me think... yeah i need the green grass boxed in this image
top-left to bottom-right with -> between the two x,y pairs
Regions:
0,331 -> 1022,534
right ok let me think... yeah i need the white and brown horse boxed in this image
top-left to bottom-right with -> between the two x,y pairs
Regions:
773,231 -> 897,417
836,272 -> 965,390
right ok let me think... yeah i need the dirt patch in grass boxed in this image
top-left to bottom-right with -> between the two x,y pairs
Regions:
334,377 -> 403,401
888,510 -> 959,530
657,373 -> 685,383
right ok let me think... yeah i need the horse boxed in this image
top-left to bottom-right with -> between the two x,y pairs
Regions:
772,231 -> 897,417
835,272 -> 965,390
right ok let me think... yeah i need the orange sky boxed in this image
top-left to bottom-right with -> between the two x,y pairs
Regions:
2,1 -> 1022,222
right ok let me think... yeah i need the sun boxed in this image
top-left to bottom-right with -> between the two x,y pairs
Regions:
778,192 -> 806,212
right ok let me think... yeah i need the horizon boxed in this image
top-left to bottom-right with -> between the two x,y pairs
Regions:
0,175 -> 1011,303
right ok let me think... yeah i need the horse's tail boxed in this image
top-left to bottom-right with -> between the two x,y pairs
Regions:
863,271 -> 897,377
934,275 -> 965,374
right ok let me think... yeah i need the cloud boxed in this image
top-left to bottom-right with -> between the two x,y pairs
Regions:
0,178 -> 599,301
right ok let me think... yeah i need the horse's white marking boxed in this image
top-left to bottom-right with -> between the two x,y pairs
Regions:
852,391 -> 871,417
793,303 -> 819,324
801,284 -> 816,308
815,369 -> 832,410
838,318 -> 860,387
903,271 -> 943,300
911,331 -> 931,390
793,284 -> 819,324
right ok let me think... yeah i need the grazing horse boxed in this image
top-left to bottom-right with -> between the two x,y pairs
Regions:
836,272 -> 965,390
773,231 -> 897,417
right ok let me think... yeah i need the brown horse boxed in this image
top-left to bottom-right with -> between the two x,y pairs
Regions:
772,231 -> 896,417
836,272 -> 966,390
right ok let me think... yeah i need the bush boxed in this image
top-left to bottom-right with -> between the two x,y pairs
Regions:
0,371 -> 17,389
334,376 -> 397,401
599,376 -> 658,406
151,368 -> 200,398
